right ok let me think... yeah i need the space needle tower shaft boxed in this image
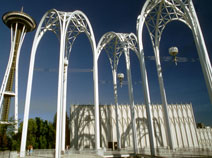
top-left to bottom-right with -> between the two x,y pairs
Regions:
0,10 -> 36,132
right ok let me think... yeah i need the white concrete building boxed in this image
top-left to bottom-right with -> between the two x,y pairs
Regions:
70,104 -> 212,151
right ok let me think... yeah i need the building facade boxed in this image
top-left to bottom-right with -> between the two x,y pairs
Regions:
70,104 -> 212,151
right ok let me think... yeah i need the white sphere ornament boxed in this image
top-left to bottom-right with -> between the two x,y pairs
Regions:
117,73 -> 124,87
169,47 -> 179,65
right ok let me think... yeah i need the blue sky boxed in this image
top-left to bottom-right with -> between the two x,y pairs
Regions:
0,0 -> 212,125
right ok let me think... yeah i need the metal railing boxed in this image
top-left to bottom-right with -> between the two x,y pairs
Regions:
1,147 -> 212,158
0,151 -> 18,158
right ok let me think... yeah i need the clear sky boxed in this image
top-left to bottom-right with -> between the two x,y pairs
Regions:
0,0 -> 212,125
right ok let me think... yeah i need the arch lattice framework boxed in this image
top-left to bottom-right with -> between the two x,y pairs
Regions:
20,9 -> 100,158
97,32 -> 147,153
137,0 -> 212,154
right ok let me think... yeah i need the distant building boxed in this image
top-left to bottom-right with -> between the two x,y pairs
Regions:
70,104 -> 212,151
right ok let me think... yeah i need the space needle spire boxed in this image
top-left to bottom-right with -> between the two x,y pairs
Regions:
0,10 -> 36,133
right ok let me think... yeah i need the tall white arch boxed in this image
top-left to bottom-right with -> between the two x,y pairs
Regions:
137,0 -> 212,151
97,32 -> 153,154
20,9 -> 100,158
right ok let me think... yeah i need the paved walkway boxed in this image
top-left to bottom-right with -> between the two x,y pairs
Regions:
24,152 -> 212,158
2,149 -> 212,158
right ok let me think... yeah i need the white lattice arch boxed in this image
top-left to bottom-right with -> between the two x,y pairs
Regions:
20,9 -> 100,158
138,0 -> 197,46
97,31 -> 150,153
137,0 -> 212,153
97,32 -> 139,60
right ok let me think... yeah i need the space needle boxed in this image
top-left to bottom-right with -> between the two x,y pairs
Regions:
0,9 -> 36,133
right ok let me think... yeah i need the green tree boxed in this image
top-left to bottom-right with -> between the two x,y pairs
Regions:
47,121 -> 55,148
0,114 -> 64,151
26,118 -> 38,149
6,120 -> 20,151
0,117 -> 18,151
53,113 -> 70,148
